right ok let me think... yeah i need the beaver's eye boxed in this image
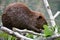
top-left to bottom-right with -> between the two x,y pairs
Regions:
37,16 -> 42,20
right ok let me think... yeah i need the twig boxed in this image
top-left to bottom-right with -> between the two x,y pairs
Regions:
13,27 -> 44,36
54,11 -> 60,19
0,26 -> 33,40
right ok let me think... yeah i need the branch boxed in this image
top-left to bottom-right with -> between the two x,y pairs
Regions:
43,0 -> 58,35
43,0 -> 56,26
0,26 -> 33,40
13,27 -> 44,36
54,11 -> 60,19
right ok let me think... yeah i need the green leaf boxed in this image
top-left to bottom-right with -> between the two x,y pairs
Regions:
43,25 -> 53,37
0,31 -> 16,40
25,33 -> 34,39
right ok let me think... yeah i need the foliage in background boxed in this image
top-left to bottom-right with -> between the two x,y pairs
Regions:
25,33 -> 34,39
0,31 -> 16,40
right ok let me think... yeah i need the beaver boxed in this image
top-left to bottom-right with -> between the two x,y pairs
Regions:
2,3 -> 47,33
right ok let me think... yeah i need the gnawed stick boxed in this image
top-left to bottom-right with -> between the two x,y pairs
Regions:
13,27 -> 44,36
0,26 -> 33,40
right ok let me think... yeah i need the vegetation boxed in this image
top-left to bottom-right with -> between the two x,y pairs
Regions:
0,25 -> 60,40
0,32 -> 16,40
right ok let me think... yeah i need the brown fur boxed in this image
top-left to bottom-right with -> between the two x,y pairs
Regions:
2,3 -> 47,33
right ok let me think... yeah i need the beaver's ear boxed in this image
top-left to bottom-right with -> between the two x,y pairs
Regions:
37,16 -> 42,20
